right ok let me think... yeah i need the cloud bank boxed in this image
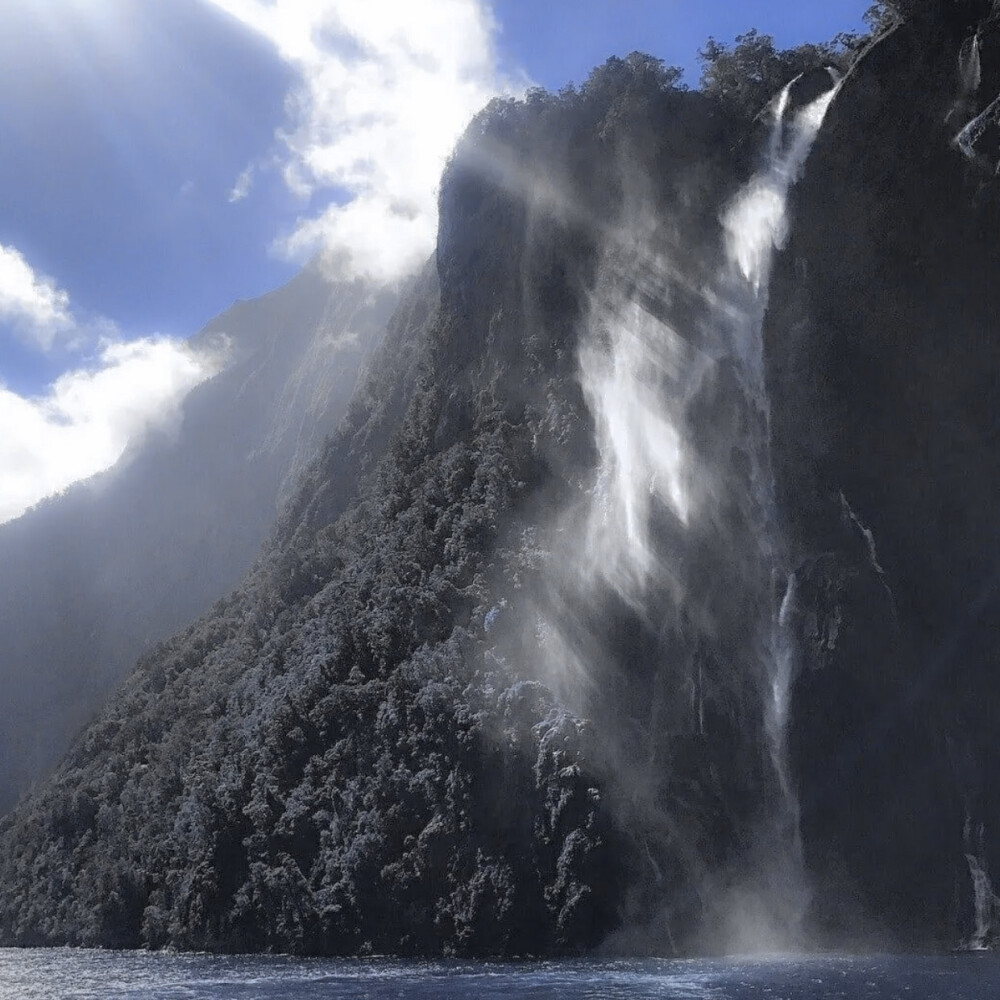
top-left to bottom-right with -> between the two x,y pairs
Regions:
0,338 -> 217,524
0,244 -> 221,523
210,0 -> 519,282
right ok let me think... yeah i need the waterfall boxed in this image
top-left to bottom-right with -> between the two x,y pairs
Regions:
580,74 -> 839,608
963,816 -> 999,950
958,32 -> 981,96
767,571 -> 801,844
572,69 -> 837,949
723,76 -> 839,300
722,68 -> 838,828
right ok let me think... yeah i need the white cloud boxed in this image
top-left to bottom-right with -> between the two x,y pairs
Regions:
207,0 -> 520,283
0,337 -> 221,523
0,243 -> 74,349
0,245 -> 226,522
229,164 -> 255,203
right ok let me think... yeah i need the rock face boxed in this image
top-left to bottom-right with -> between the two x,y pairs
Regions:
0,266 -> 395,816
766,8 -> 1000,947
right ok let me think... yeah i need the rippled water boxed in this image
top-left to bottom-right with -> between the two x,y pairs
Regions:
2,950 -> 1000,998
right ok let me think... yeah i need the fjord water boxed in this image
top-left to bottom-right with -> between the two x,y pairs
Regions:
3,951 -> 1000,999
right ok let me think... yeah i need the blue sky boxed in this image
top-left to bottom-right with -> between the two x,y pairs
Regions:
0,0 -> 870,521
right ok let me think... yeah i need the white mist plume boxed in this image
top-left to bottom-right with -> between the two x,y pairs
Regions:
580,288 -> 696,603
579,75 -> 838,613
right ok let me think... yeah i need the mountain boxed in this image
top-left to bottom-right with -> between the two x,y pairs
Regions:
2,1 -> 1000,958
0,265 -> 397,815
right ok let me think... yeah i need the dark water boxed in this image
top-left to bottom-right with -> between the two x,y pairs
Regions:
2,950 -> 1000,998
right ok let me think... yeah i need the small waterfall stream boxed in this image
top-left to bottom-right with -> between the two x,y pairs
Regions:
768,571 -> 801,850
963,816 -> 1000,950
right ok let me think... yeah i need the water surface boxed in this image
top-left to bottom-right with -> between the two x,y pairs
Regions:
2,950 -> 999,998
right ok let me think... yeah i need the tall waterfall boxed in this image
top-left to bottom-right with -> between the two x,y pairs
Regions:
718,74 -> 839,942
575,70 -> 838,947
721,74 -> 839,907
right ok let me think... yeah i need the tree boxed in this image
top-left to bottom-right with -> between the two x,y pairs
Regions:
863,2 -> 899,31
699,29 -> 845,123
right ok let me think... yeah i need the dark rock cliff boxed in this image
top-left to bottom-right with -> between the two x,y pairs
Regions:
766,4 -> 1000,947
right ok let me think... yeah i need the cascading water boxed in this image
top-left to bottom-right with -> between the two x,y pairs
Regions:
581,72 -> 839,607
564,71 -> 837,948
717,72 -> 839,939
962,815 -> 1000,950
574,69 -> 839,947
768,571 -> 801,844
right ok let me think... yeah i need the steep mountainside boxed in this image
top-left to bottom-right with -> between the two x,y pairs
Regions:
2,2 -> 999,959
0,266 -> 396,815
0,58 -> 747,954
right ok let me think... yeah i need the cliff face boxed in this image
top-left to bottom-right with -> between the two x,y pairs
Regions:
0,267 -> 395,816
766,7 -> 1000,946
2,10 -> 999,959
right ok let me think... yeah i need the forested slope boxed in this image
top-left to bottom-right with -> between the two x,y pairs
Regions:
0,266 -> 395,815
